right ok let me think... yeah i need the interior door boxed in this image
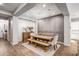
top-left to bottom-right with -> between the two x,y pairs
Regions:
0,22 -> 4,38
0,20 -> 8,39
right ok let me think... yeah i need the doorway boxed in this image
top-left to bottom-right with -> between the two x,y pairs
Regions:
0,19 -> 8,40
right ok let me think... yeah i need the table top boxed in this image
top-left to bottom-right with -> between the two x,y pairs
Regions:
31,34 -> 54,40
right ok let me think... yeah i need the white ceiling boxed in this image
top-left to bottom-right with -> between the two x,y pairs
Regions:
0,3 -> 36,19
67,3 -> 79,19
56,3 -> 69,16
0,3 -> 22,13
0,3 -> 22,18
19,3 -> 62,19
0,3 -> 79,20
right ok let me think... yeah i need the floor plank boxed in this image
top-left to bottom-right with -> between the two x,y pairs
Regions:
54,40 -> 77,56
0,39 -> 77,56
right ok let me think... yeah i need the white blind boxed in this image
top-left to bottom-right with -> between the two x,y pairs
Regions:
71,22 -> 79,31
71,21 -> 79,39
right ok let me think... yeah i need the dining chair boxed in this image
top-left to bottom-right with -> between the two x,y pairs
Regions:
50,35 -> 59,50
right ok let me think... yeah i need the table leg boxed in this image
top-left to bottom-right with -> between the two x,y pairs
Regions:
34,43 -> 38,48
28,41 -> 31,44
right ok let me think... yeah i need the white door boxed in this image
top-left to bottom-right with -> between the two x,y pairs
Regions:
0,23 -> 4,38
0,20 -> 8,38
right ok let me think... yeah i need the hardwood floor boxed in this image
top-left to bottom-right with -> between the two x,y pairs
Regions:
0,39 -> 77,56
54,40 -> 77,56
76,40 -> 79,56
0,39 -> 38,56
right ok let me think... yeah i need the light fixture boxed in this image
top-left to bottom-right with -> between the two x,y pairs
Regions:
42,4 -> 46,7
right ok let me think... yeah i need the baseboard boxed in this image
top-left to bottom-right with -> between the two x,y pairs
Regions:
10,41 -> 19,45
72,39 -> 79,41
64,43 -> 71,46
0,37 -> 4,39
58,41 -> 64,45
58,42 -> 71,46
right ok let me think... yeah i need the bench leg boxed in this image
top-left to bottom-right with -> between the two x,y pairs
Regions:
44,46 -> 49,52
54,45 -> 55,50
28,41 -> 31,44
54,45 -> 57,50
56,44 -> 57,48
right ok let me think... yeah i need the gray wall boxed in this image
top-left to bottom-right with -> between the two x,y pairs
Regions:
38,14 -> 64,42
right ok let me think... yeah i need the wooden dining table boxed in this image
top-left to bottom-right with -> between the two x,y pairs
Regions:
27,34 -> 54,51
31,34 -> 53,41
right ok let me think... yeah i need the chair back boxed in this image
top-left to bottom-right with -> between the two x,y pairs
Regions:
51,35 -> 59,45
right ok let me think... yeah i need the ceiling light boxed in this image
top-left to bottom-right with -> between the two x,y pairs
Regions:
42,4 -> 46,7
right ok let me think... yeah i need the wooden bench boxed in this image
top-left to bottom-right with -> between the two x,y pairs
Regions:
27,39 -> 51,51
31,34 -> 53,41
27,39 -> 51,47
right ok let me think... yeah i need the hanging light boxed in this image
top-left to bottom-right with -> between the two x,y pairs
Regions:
42,4 -> 46,7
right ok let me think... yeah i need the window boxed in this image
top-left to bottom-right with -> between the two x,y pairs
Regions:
71,21 -> 79,39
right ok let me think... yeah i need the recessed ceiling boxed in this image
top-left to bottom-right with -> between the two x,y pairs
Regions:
0,3 -> 23,19
0,3 -> 70,20
0,3 -> 36,19
19,3 -> 62,19
0,3 -> 22,13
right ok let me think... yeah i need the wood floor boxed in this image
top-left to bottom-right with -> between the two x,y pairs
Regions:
0,39 -> 77,56
76,40 -> 79,56
54,40 -> 77,56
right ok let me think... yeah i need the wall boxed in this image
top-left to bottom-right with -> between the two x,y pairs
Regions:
0,19 -> 8,38
18,18 -> 36,41
7,17 -> 12,42
38,14 -> 64,43
64,15 -> 71,46
9,17 -> 13,42
12,16 -> 19,45
11,16 -> 37,45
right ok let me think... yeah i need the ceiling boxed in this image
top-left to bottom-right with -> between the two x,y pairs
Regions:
0,3 -> 22,18
19,3 -> 62,19
0,3 -> 22,13
0,3 -> 36,19
15,3 -> 36,16
55,3 -> 69,16
0,3 -> 78,20
67,3 -> 79,19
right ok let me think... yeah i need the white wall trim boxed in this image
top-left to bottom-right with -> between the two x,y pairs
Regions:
13,3 -> 27,15
10,41 -> 19,45
0,10 -> 12,16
